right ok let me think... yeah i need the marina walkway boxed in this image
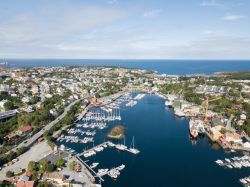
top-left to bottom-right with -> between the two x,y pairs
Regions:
75,155 -> 104,182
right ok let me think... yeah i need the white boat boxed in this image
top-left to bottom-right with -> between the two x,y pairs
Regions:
189,119 -> 205,134
108,168 -> 120,179
129,136 -> 140,154
240,178 -> 248,184
215,160 -> 224,165
226,164 -> 233,169
90,162 -> 99,169
116,144 -> 127,151
165,100 -> 172,107
116,136 -> 127,151
97,169 -> 109,176
117,164 -> 125,171
189,120 -> 198,139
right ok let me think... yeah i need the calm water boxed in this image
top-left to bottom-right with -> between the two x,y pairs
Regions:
57,94 -> 250,187
7,59 -> 250,75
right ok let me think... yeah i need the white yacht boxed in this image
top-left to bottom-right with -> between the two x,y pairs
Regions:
90,162 -> 99,169
116,144 -> 127,151
165,100 -> 173,107
240,178 -> 248,185
117,164 -> 125,171
129,136 -> 140,154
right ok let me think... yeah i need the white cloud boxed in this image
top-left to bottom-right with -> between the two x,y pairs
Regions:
106,0 -> 118,5
203,30 -> 224,35
201,0 -> 223,7
0,5 -> 128,55
143,10 -> 161,18
222,14 -> 245,21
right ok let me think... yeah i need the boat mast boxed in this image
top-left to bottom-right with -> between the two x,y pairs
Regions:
133,136 -> 135,149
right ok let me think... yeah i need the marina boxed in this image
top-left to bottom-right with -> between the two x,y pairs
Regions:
55,93 -> 250,187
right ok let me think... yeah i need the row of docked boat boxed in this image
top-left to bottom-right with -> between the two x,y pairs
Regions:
82,110 -> 121,122
239,176 -> 250,186
76,122 -> 107,130
215,155 -> 250,169
115,136 -> 140,154
125,100 -> 137,107
82,137 -> 140,158
97,164 -> 125,179
82,142 -> 110,157
58,135 -> 94,144
134,93 -> 145,100
67,129 -> 96,136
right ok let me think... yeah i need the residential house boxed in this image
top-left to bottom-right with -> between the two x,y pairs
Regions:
16,181 -> 36,187
42,172 -> 65,185
17,125 -> 32,136
224,132 -> 242,144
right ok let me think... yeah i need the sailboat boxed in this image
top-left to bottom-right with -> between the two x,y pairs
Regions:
116,136 -> 127,151
129,136 -> 140,154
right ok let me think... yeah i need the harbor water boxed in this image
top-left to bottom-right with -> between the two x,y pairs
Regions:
57,93 -> 250,187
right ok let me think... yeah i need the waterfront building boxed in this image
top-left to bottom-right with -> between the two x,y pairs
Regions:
210,125 -> 224,140
224,132 -> 242,144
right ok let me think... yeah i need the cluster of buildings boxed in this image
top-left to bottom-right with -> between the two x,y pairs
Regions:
195,85 -> 230,96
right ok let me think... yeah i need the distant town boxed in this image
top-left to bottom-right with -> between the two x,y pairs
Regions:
0,65 -> 250,187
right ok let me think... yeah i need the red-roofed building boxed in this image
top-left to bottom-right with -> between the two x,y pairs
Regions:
224,132 -> 242,144
16,180 -> 36,187
17,125 -> 32,136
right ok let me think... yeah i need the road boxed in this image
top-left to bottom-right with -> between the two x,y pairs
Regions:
6,99 -> 81,154
226,114 -> 235,133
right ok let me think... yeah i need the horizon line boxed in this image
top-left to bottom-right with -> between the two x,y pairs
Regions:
3,58 -> 250,61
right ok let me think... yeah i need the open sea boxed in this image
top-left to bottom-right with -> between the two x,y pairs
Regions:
56,93 -> 250,187
7,59 -> 250,75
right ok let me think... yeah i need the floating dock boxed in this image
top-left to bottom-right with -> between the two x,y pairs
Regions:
78,141 -> 140,158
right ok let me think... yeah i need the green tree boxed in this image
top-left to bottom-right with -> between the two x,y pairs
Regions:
37,182 -> 53,187
220,128 -> 227,134
4,101 -> 14,111
28,161 -> 37,172
46,164 -> 55,172
55,158 -> 65,168
39,160 -> 48,173
31,170 -> 38,180
6,171 -> 14,178
69,161 -> 76,171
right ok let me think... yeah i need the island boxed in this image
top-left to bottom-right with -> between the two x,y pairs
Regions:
107,125 -> 125,139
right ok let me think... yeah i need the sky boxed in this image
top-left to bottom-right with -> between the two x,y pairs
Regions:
0,0 -> 250,59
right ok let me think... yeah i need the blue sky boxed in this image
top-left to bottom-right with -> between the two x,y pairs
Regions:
0,0 -> 249,59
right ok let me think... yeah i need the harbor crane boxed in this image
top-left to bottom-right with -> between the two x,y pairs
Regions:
202,96 -> 221,122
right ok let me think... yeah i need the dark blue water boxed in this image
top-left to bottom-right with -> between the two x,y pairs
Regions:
7,59 -> 250,75
57,94 -> 250,187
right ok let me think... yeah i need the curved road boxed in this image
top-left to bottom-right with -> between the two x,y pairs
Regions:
6,99 -> 81,154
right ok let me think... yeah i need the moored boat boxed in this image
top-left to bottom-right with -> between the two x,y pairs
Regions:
189,120 -> 198,139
